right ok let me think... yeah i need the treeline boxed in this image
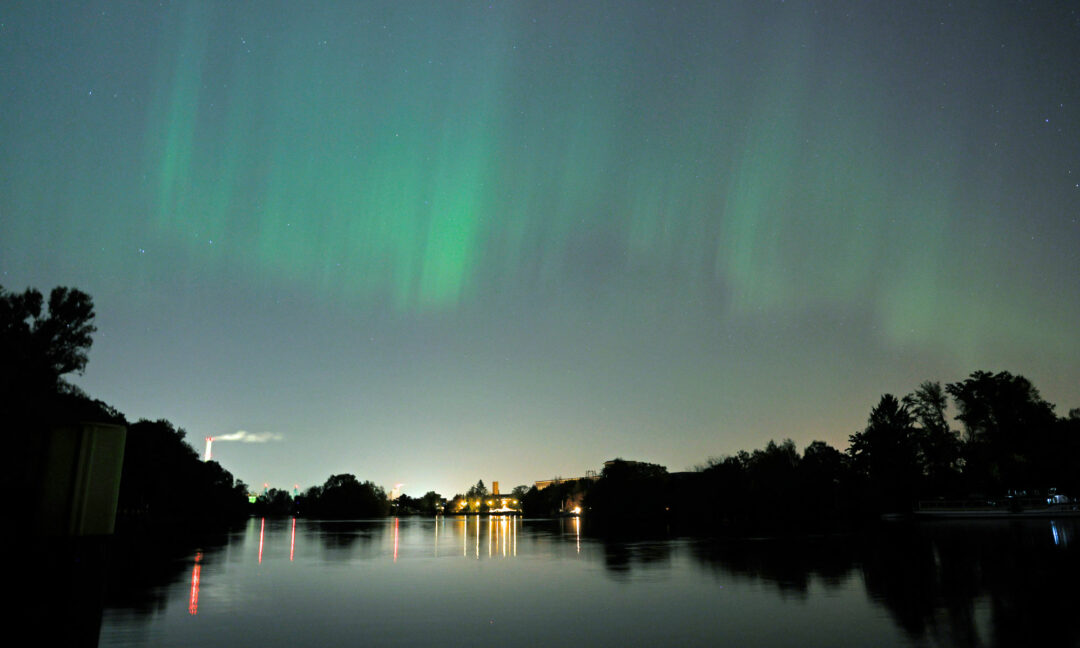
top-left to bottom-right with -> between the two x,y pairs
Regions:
255,478 -> 452,518
11,285 -> 1079,532
524,371 -> 1080,531
390,490 -> 446,516
118,419 -> 250,530
251,476 -> 398,518
4,285 -> 251,532
296,474 -> 389,518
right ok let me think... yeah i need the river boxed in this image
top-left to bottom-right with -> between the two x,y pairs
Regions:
88,516 -> 1078,647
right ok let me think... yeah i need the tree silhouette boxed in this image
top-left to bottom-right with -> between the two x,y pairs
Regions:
304,474 -> 389,518
848,394 -> 920,511
417,491 -> 444,515
946,371 -> 1057,492
254,488 -> 295,516
586,459 -> 669,525
0,284 -> 115,431
799,440 -> 848,520
118,419 -> 249,528
904,381 -> 949,436
1,285 -> 95,396
744,439 -> 802,520
466,480 -> 488,499
904,381 -> 962,494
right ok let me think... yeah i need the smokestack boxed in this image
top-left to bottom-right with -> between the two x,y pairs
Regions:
204,437 -> 213,461
493,481 -> 499,495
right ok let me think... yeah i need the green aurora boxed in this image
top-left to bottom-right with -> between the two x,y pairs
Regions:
2,2 -> 1077,495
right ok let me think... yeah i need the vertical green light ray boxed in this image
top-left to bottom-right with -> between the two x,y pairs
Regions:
126,1 -> 1080,373
715,26 -> 808,313
149,3 -> 210,231
412,27 -> 512,308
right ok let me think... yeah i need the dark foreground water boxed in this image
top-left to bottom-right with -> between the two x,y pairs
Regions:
77,516 -> 1080,646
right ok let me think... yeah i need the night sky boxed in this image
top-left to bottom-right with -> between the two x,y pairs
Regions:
3,2 -> 1078,498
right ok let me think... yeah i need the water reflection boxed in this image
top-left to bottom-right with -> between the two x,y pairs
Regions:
304,519 -> 383,560
451,515 -> 520,559
289,517 -> 296,561
103,529 -> 232,614
689,535 -> 858,598
1051,520 -> 1069,547
685,519 -> 1080,647
860,520 -> 1080,647
187,551 -> 201,615
599,539 -> 674,580
241,515 -> 534,563
93,517 -> 1080,648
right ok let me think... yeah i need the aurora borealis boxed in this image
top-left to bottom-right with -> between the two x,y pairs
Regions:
2,2 -> 1078,497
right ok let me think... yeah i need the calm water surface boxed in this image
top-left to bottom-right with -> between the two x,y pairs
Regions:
96,516 -> 1079,647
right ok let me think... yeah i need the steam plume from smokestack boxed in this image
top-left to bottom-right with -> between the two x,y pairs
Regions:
214,430 -> 283,443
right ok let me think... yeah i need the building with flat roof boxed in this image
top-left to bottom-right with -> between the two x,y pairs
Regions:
534,470 -> 598,491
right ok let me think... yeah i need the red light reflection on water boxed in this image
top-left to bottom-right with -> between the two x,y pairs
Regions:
188,552 -> 202,615
290,517 -> 296,561
393,517 -> 400,562
258,518 -> 265,564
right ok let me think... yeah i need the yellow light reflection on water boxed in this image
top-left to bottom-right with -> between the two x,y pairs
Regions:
461,516 -> 467,557
500,516 -> 507,557
449,514 -> 524,560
